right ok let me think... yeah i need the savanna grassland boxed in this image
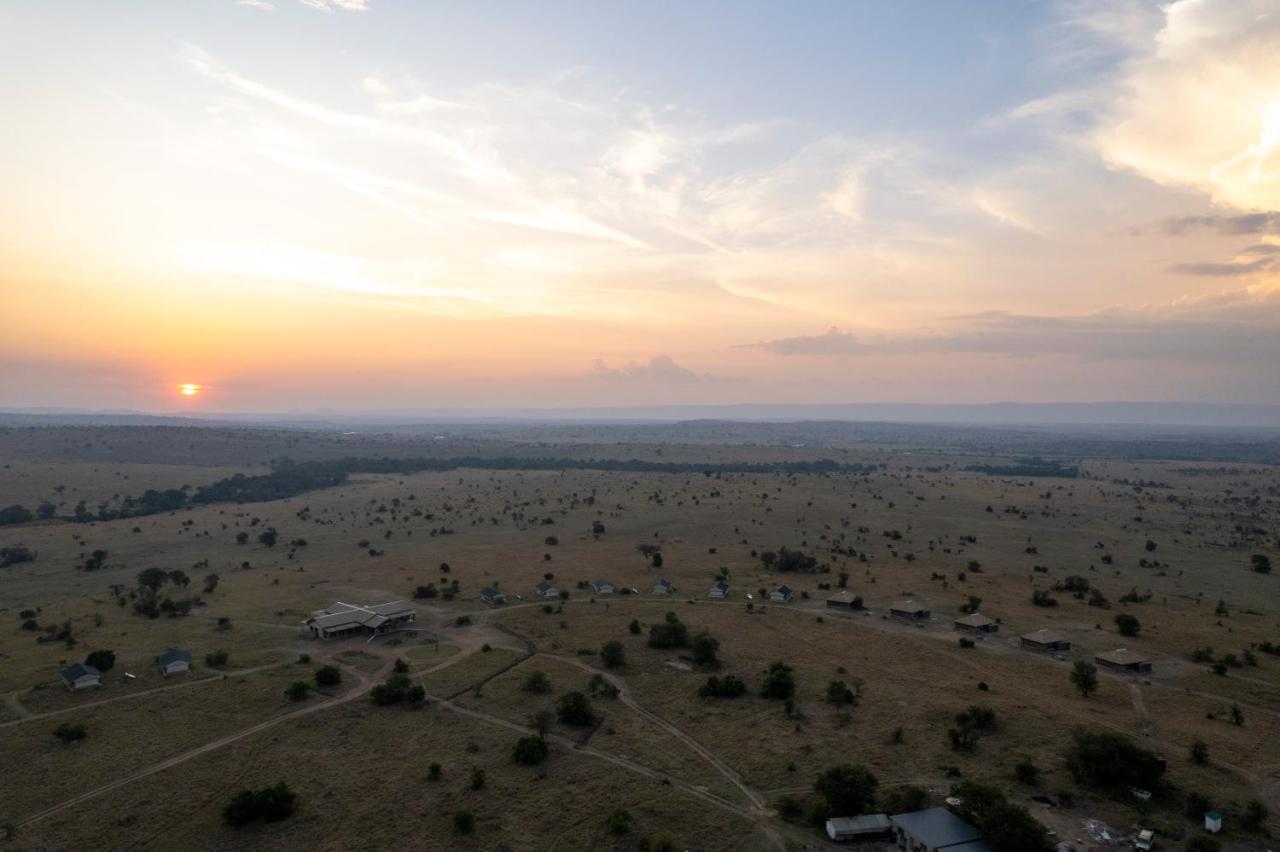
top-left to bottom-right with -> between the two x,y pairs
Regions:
0,422 -> 1278,851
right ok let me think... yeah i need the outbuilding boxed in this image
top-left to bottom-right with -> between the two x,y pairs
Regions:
769,585 -> 794,603
826,813 -> 892,842
480,587 -> 506,606
826,589 -> 859,609
1205,811 -> 1222,833
652,578 -> 675,595
534,580 -> 559,598
156,648 -> 192,677
953,613 -> 999,634
60,662 -> 102,691
591,579 -> 615,595
708,580 -> 730,599
890,600 -> 930,622
1020,629 -> 1071,653
1094,648 -> 1152,674
890,807 -> 991,852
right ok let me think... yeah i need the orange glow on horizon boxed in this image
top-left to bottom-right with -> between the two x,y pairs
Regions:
178,383 -> 201,397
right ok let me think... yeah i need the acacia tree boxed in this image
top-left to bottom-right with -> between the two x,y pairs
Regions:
1070,660 -> 1099,698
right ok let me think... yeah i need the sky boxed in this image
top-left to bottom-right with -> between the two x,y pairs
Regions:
2,0 -> 1280,412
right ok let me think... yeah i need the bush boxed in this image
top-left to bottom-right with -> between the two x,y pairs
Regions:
223,782 -> 297,827
607,810 -> 633,835
691,632 -> 720,668
880,784 -> 928,814
1031,590 -> 1058,607
469,768 -> 486,790
600,640 -> 625,669
286,681 -> 311,702
950,780 -> 1051,852
1250,553 -> 1271,574
1242,798 -> 1268,832
556,691 -> 595,726
84,649 -> 115,673
760,661 -> 795,700
647,614 -> 689,649
206,650 -> 229,668
1184,790 -> 1212,820
1190,739 -> 1208,765
512,735 -> 550,765
453,809 -> 475,834
1185,837 -> 1221,852
427,762 -> 442,781
628,618 -> 641,635
1064,729 -> 1165,792
314,665 -> 341,687
54,722 -> 86,742
1014,760 -> 1040,785
813,763 -> 878,819
1070,660 -> 1099,698
698,674 -> 747,698
1115,613 -> 1141,637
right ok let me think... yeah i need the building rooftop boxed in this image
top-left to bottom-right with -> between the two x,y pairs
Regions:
306,600 -> 414,631
1096,647 -> 1150,666
955,612 -> 995,627
157,648 -> 192,666
890,807 -> 983,849
827,813 -> 891,835
61,662 -> 100,682
891,600 -> 928,612
1021,628 -> 1069,644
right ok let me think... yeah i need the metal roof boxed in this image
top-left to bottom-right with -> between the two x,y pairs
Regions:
890,807 -> 982,848
1021,628 -> 1069,644
955,612 -> 995,627
1095,647 -> 1150,666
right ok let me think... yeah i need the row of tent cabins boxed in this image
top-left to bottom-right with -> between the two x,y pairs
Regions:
827,805 -> 994,850
60,648 -> 193,690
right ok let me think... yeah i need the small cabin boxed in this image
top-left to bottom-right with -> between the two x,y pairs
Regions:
534,580 -> 559,598
769,585 -> 794,603
156,648 -> 192,677
826,813 -> 891,842
480,586 -> 506,606
708,580 -> 730,599
1094,648 -> 1152,674
591,579 -> 615,595
826,589 -> 858,609
652,578 -> 675,595
60,663 -> 102,691
953,613 -> 999,635
1020,629 -> 1071,653
889,600 -> 930,622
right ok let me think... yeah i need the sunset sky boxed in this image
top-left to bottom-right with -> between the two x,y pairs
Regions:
3,0 -> 1279,412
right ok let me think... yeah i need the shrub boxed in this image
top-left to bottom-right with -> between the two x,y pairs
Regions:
1115,613 -> 1141,637
314,665 -> 341,687
84,649 -> 115,673
760,661 -> 795,700
556,691 -> 595,726
453,809 -> 475,834
607,810 -> 633,835
54,722 -> 86,742
1190,739 -> 1208,765
205,650 -> 229,668
600,640 -> 625,669
813,763 -> 878,819
223,782 -> 297,827
1250,553 -> 1271,574
880,784 -> 928,814
1014,760 -> 1040,785
647,614 -> 689,649
1031,590 -> 1058,608
469,768 -> 485,790
1064,729 -> 1165,792
698,674 -> 747,698
691,632 -> 720,668
950,780 -> 1051,852
512,735 -> 550,766
1185,837 -> 1221,852
1242,798 -> 1268,832
628,618 -> 641,635
285,681 -> 311,701
427,762 -> 442,781
1184,790 -> 1211,820
523,670 -> 552,694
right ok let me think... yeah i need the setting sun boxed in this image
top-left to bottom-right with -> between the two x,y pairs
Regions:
178,384 -> 200,397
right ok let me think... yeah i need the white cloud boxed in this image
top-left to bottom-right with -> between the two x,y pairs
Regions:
1097,0 -> 1280,212
591,355 -> 710,383
299,0 -> 367,11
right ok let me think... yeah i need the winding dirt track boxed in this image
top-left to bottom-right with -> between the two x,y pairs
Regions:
0,662 -> 288,729
14,653 -> 399,830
